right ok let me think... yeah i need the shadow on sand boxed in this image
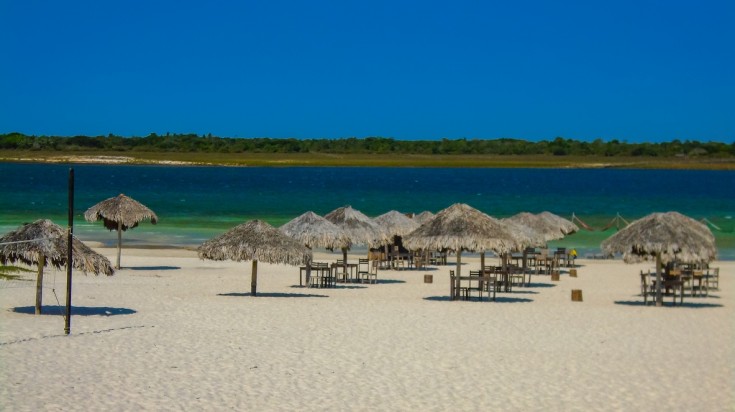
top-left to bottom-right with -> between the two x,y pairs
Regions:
614,300 -> 723,309
218,292 -> 328,298
423,296 -> 534,303
126,266 -> 180,271
523,282 -> 557,288
12,306 -> 137,316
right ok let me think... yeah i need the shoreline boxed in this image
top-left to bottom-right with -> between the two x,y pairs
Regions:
2,152 -> 734,170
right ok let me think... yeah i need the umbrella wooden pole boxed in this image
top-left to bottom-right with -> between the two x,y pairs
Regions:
655,254 -> 663,307
305,246 -> 312,286
480,252 -> 485,273
35,254 -> 45,315
116,221 -> 122,270
342,247 -> 348,278
251,260 -> 258,296
455,250 -> 462,300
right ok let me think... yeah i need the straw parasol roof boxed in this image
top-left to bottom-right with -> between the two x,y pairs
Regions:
0,219 -> 114,314
85,193 -> 158,269
500,219 -> 547,249
600,211 -> 716,307
280,211 -> 351,250
324,205 -> 386,248
198,220 -> 311,296
84,194 -> 158,231
600,211 -> 716,265
538,211 -> 578,236
413,211 -> 435,225
374,210 -> 419,238
403,203 -> 522,255
504,212 -> 578,243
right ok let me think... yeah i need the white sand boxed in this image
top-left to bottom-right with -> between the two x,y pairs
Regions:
1,248 -> 733,411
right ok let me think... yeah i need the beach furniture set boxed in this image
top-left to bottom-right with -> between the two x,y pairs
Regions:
640,265 -> 720,306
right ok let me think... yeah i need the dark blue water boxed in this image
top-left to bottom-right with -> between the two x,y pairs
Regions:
1,163 -> 733,258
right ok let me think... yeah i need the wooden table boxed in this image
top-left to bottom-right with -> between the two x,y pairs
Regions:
331,262 -> 358,283
450,275 -> 496,301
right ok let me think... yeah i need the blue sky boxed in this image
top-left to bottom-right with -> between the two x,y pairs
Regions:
1,0 -> 733,142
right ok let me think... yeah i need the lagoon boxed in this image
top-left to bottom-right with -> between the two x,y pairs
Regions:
1,163 -> 733,258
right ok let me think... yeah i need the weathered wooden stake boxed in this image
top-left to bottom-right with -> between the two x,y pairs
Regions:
571,289 -> 583,302
65,167 -> 74,334
551,271 -> 560,281
570,269 -> 577,277
424,274 -> 433,283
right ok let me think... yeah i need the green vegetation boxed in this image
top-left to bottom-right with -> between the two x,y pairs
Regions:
1,133 -> 733,169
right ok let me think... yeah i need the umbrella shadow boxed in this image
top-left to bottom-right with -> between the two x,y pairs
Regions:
614,300 -> 723,308
12,306 -> 137,316
504,290 -> 539,295
217,292 -> 328,298
374,279 -> 406,285
423,296 -> 534,303
524,282 -> 557,288
126,266 -> 180,271
290,285 -> 368,290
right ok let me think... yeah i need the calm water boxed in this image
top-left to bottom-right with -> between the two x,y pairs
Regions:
1,163 -> 734,259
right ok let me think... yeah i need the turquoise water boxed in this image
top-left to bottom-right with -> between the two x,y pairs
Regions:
1,163 -> 734,259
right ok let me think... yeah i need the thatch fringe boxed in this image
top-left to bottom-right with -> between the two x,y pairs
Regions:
198,220 -> 311,266
600,211 -> 717,264
324,206 -> 386,248
402,203 -> 523,254
279,211 -> 351,250
84,194 -> 158,231
0,219 -> 114,275
374,210 -> 419,238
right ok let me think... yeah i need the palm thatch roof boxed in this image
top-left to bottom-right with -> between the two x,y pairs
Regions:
374,210 -> 419,238
413,211 -> 435,225
84,194 -> 158,231
503,212 -> 578,243
538,211 -> 578,236
198,220 -> 311,266
279,211 -> 351,250
500,219 -> 547,249
600,211 -> 716,264
324,205 -> 386,248
402,203 -> 522,254
0,219 -> 114,275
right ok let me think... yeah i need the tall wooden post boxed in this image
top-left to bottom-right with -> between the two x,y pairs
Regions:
251,260 -> 258,296
35,254 -> 45,315
65,167 -> 74,334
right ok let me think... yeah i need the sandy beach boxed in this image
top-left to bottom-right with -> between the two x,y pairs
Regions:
1,247 -> 733,411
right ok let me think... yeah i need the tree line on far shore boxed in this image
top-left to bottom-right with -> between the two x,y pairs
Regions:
1,132 -> 733,158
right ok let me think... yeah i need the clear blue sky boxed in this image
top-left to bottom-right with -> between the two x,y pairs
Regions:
1,0 -> 733,142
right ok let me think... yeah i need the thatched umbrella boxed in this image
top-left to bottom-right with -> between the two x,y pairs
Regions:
0,219 -> 114,314
600,211 -> 717,306
374,210 -> 421,265
84,194 -> 158,269
374,210 -> 419,238
280,211 -> 351,284
325,206 -> 386,272
403,203 -> 523,298
198,220 -> 311,296
504,211 -> 578,243
413,210 -> 435,225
